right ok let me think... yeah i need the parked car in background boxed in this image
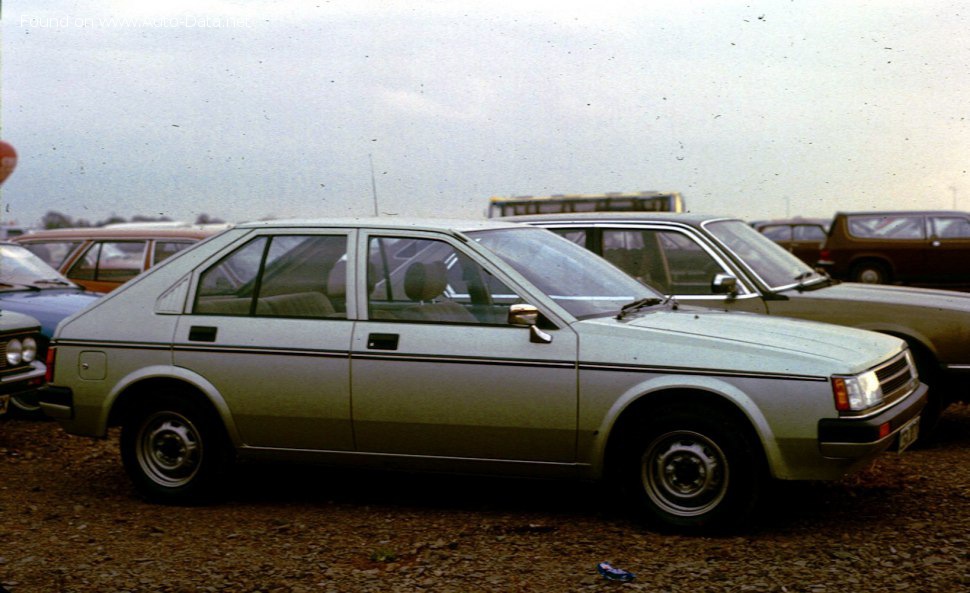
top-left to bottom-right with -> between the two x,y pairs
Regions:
520,212 -> 970,436
751,217 -> 830,266
14,224 -> 226,293
0,310 -> 46,418
0,243 -> 101,415
39,218 -> 924,532
817,210 -> 970,286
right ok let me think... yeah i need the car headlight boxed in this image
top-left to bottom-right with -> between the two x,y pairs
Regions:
6,338 -> 23,365
832,370 -> 884,412
22,337 -> 37,363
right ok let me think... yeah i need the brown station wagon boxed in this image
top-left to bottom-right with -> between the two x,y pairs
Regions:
14,224 -> 227,293
818,210 -> 970,286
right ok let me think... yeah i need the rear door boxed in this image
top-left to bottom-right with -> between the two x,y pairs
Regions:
173,230 -> 355,451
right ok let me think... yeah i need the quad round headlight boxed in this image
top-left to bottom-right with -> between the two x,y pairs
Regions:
6,338 -> 23,365
22,337 -> 37,363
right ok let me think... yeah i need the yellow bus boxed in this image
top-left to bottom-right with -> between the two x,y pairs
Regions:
487,191 -> 685,218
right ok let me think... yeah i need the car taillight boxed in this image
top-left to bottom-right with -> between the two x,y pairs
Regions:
819,248 -> 830,260
45,346 -> 56,383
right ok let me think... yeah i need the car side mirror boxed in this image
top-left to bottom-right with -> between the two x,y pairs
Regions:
508,303 -> 553,344
711,273 -> 738,297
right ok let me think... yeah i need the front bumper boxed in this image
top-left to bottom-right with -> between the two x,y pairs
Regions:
0,361 -> 47,416
817,381 -> 928,458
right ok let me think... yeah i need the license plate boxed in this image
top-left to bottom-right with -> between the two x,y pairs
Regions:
0,394 -> 9,416
897,415 -> 920,453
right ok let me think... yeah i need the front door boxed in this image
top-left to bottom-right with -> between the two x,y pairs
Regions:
350,233 -> 579,464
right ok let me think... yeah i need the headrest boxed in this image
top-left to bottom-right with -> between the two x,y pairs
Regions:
404,261 -> 448,301
327,259 -> 346,298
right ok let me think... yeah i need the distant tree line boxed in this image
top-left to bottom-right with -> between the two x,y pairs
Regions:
40,211 -> 224,229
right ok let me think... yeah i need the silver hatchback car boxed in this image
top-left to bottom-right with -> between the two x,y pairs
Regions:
39,218 -> 926,532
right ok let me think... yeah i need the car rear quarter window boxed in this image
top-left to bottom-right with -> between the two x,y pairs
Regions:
847,215 -> 925,239
153,241 -> 194,265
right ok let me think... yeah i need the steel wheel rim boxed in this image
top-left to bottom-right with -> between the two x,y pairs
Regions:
641,430 -> 729,517
136,411 -> 203,488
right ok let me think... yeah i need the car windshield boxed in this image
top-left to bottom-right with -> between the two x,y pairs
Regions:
705,220 -> 824,289
0,243 -> 76,288
468,227 -> 658,318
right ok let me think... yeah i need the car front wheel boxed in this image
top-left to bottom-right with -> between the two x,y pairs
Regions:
622,405 -> 764,532
120,394 -> 233,504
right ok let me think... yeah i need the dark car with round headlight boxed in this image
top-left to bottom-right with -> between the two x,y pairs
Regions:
0,242 -> 101,415
0,309 -> 45,417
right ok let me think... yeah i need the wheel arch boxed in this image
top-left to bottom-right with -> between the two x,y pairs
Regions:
597,381 -> 776,481
104,366 -> 241,446
848,256 -> 894,281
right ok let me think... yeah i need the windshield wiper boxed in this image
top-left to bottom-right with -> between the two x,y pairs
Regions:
617,296 -> 676,319
32,278 -> 72,287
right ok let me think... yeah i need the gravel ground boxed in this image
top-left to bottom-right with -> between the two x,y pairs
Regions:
1,404 -> 968,593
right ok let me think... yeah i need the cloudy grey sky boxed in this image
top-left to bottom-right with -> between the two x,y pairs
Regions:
1,0 -> 968,227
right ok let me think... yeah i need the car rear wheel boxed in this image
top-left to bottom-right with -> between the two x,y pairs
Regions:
120,393 -> 233,504
621,404 -> 764,532
851,261 -> 890,284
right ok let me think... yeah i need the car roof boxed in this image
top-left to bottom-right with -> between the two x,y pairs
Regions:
835,210 -> 969,217
233,217 -> 525,233
506,212 -> 736,226
14,226 -> 227,241
751,217 -> 830,227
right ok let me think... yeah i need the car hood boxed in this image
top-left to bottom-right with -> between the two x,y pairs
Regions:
0,289 -> 102,337
799,281 -> 970,310
577,306 -> 903,376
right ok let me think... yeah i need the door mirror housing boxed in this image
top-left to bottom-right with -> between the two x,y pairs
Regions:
508,303 -> 553,344
711,273 -> 738,297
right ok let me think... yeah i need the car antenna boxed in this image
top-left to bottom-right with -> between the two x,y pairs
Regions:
369,153 -> 379,216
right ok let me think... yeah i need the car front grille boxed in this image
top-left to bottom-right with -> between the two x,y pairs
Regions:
875,351 -> 919,408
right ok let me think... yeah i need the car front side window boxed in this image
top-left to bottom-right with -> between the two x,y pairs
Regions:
367,236 -> 519,325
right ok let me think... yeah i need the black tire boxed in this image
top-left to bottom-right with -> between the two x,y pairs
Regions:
620,404 -> 765,533
120,393 -> 233,504
851,261 -> 890,284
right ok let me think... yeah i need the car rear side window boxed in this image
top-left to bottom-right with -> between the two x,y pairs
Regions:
847,215 -> 925,239
930,216 -> 970,239
69,241 -> 146,282
195,235 -> 348,319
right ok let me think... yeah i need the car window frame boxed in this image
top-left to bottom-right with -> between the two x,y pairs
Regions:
356,227 -> 572,328
530,220 -> 763,302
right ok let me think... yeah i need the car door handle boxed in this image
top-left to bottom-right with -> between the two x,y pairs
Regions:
189,326 -> 218,342
367,333 -> 399,350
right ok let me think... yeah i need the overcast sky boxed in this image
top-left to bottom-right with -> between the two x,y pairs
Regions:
1,0 -> 968,227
